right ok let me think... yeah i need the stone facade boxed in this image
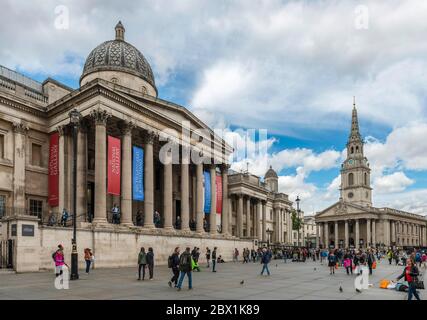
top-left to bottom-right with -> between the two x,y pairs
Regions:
315,103 -> 427,249
227,167 -> 299,246
0,23 -> 269,271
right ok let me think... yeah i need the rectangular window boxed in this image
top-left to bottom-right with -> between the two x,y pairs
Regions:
0,195 -> 5,218
31,143 -> 42,166
29,199 -> 43,218
0,135 -> 4,159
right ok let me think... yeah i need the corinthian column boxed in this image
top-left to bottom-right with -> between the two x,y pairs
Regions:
143,131 -> 155,229
221,164 -> 229,235
120,121 -> 134,226
12,122 -> 28,215
262,201 -> 266,242
246,197 -> 251,238
209,164 -> 217,234
366,219 -> 371,248
344,220 -> 349,249
91,108 -> 110,224
180,147 -> 190,232
57,125 -> 66,215
237,194 -> 243,238
163,142 -> 173,230
196,163 -> 204,233
76,121 -> 88,222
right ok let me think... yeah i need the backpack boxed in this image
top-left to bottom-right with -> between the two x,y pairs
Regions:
168,255 -> 173,268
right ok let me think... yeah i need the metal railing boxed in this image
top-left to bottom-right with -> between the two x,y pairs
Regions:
0,239 -> 14,269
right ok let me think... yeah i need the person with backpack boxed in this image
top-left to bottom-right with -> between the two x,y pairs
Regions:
327,250 -> 337,275
260,247 -> 272,276
205,247 -> 211,268
137,247 -> 147,280
52,244 -> 68,277
146,247 -> 154,280
212,247 -> 217,272
177,247 -> 193,291
396,258 -> 421,300
168,247 -> 180,288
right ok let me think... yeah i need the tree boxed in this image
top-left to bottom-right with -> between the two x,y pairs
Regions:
291,208 -> 303,231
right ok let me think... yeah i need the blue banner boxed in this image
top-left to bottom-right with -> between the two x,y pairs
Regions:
203,170 -> 211,214
132,146 -> 144,201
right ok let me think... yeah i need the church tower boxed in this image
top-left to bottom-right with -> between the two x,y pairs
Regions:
340,99 -> 372,206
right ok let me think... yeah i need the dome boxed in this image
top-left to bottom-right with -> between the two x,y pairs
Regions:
265,166 -> 278,179
80,22 -> 156,92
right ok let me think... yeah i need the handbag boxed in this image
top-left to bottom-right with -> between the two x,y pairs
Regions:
414,279 -> 425,290
372,261 -> 377,270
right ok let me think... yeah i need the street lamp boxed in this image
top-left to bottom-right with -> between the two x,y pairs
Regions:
295,196 -> 301,246
69,108 -> 81,281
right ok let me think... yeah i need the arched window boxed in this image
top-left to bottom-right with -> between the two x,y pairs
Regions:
364,173 -> 368,185
356,146 -> 359,153
141,86 -> 147,94
111,77 -> 119,84
348,173 -> 354,186
351,147 -> 354,154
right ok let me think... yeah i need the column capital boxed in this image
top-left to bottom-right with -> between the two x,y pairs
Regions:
56,125 -> 67,136
90,108 -> 111,126
220,163 -> 230,173
142,130 -> 157,145
12,122 -> 29,135
119,120 -> 136,136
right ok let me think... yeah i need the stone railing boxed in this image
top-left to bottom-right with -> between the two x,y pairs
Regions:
0,77 -> 16,91
24,88 -> 48,103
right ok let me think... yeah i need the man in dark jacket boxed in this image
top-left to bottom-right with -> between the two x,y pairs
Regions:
212,247 -> 217,272
146,247 -> 154,280
168,247 -> 180,288
177,247 -> 193,291
396,258 -> 421,300
367,249 -> 376,275
260,248 -> 272,276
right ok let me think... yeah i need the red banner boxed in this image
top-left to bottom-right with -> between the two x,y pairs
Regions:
108,136 -> 121,195
48,132 -> 59,207
216,175 -> 222,214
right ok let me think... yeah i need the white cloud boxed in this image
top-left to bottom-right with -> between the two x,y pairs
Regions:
373,172 -> 415,194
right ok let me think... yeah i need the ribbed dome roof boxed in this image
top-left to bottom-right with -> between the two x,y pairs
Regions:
265,166 -> 278,179
80,22 -> 156,89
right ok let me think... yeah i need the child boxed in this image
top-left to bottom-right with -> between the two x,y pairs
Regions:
343,257 -> 352,275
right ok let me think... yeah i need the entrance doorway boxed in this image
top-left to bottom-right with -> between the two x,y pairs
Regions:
87,182 -> 95,222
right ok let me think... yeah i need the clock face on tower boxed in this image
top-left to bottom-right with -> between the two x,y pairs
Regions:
348,192 -> 354,198
348,159 -> 354,165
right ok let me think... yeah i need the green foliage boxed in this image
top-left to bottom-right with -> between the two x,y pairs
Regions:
291,208 -> 303,231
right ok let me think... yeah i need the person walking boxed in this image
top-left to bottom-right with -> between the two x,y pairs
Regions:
387,249 -> 393,265
84,248 -> 93,274
168,247 -> 180,288
212,247 -> 217,272
205,247 -> 211,268
328,250 -> 337,275
343,252 -> 352,275
367,249 -> 376,275
52,244 -> 68,277
233,248 -> 239,262
396,258 -> 421,300
146,247 -> 154,280
137,247 -> 147,280
177,247 -> 193,291
260,248 -> 272,276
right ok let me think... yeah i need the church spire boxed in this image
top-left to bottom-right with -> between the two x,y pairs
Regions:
348,97 -> 362,144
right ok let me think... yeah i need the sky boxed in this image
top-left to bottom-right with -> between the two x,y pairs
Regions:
1,0 -> 427,215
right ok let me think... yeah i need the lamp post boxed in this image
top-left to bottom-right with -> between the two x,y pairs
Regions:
295,196 -> 301,247
69,108 -> 81,280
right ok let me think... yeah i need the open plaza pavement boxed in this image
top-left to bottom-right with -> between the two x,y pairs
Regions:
0,257 -> 424,300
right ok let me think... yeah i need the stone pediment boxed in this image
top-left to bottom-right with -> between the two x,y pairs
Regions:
315,201 -> 370,219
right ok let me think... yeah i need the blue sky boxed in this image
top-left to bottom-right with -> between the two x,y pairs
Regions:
2,0 -> 427,215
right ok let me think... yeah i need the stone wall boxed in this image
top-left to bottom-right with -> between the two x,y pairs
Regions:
35,226 -> 253,272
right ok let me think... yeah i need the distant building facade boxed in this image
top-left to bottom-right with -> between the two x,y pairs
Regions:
315,104 -> 427,249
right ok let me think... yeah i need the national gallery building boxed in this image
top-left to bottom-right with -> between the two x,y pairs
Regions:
0,23 -> 295,272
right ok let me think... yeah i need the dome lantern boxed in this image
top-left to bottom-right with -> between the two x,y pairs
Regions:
115,21 -> 125,41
